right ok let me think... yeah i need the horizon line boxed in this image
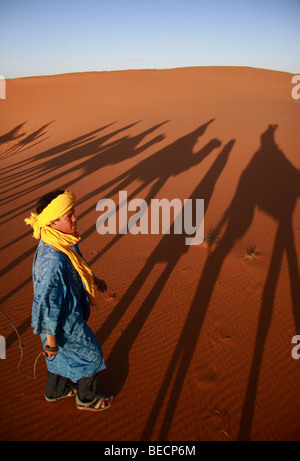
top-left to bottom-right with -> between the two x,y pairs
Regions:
4,64 -> 298,81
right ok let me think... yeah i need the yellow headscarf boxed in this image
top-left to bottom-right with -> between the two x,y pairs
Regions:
25,191 -> 96,308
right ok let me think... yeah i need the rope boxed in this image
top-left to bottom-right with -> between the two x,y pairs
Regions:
0,308 -> 45,379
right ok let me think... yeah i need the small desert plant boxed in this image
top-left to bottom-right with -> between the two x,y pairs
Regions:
203,225 -> 219,244
245,242 -> 257,259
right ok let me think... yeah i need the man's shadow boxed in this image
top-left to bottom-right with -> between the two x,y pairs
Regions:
209,124 -> 299,439
139,124 -> 299,440
236,125 -> 300,440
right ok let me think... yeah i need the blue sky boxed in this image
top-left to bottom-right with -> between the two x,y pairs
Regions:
1,0 -> 300,78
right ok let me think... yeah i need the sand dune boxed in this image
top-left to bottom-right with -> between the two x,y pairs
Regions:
0,66 -> 299,441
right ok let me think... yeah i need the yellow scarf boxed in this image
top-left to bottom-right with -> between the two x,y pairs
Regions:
24,190 -> 76,239
25,191 -> 96,308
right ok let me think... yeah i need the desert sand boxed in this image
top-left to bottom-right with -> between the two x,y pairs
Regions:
0,66 -> 299,441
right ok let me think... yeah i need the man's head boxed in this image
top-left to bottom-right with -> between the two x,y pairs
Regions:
35,189 -> 77,235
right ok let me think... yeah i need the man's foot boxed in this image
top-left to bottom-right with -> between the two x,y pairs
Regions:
45,387 -> 77,402
76,394 -> 113,411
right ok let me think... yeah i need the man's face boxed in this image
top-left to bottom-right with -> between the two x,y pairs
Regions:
50,208 -> 77,234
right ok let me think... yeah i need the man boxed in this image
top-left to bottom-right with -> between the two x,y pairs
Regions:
25,189 -> 113,411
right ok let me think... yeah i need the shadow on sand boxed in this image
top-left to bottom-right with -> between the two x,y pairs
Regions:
97,125 -> 299,441
1,120 -> 299,441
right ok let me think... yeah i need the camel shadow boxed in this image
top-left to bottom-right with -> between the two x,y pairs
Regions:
0,121 -> 167,348
82,119 -> 219,263
97,137 -> 235,405
0,121 -> 54,160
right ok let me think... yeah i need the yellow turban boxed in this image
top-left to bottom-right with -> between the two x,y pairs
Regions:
24,190 -> 76,239
25,191 -> 96,308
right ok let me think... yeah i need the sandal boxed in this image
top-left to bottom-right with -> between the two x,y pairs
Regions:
45,387 -> 78,402
76,394 -> 113,411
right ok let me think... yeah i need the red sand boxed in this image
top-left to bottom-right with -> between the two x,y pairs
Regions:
0,67 -> 299,441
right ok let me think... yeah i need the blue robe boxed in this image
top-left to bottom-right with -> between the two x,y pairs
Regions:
31,239 -> 106,382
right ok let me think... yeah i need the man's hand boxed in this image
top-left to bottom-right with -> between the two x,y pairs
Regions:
94,276 -> 107,293
45,334 -> 58,358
